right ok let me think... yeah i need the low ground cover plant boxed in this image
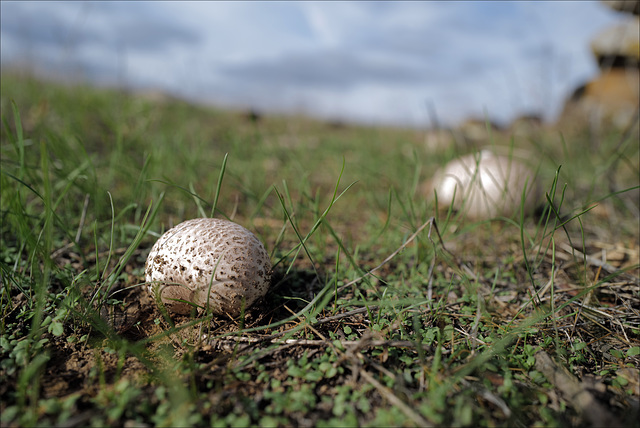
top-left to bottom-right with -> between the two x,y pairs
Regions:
1,72 -> 639,427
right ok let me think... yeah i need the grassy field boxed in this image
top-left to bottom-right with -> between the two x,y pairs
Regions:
1,71 -> 639,427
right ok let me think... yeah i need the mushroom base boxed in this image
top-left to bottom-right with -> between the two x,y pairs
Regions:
155,284 -> 196,315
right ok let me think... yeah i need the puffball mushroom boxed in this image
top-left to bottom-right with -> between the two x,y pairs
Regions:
145,218 -> 271,317
427,150 -> 539,219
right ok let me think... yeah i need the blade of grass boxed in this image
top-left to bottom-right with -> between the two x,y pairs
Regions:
210,152 -> 228,218
189,182 -> 207,218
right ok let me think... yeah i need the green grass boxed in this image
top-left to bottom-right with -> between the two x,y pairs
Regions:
1,71 -> 639,427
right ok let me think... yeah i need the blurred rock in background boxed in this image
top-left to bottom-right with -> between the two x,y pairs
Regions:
605,0 -> 640,15
559,1 -> 639,130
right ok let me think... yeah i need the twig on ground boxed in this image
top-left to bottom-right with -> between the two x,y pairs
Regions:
207,336 -> 434,353
534,350 -> 623,427
555,242 -> 637,279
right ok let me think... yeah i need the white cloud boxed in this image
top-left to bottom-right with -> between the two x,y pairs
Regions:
0,1 -> 624,127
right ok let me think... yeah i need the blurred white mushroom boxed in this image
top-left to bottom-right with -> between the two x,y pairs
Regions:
427,149 -> 539,219
145,218 -> 271,317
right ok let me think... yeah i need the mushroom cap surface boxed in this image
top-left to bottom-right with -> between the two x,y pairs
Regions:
429,150 -> 539,219
145,218 -> 271,317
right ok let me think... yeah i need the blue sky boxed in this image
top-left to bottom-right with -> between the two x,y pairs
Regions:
0,1 -> 625,127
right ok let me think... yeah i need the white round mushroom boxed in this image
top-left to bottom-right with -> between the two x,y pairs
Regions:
145,218 -> 271,317
427,150 -> 539,219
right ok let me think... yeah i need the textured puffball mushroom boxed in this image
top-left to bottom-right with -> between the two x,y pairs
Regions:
145,218 -> 271,317
427,150 -> 539,219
